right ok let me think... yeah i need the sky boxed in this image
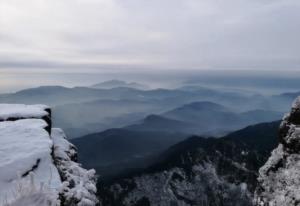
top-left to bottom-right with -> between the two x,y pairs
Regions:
0,0 -> 300,72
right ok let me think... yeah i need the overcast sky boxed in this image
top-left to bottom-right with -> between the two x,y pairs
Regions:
0,0 -> 300,72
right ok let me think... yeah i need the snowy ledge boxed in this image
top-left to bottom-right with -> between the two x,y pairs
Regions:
0,104 -> 52,134
0,104 -> 50,121
0,104 -> 97,206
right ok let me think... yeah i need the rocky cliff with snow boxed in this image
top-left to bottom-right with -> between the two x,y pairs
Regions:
255,97 -> 300,205
0,104 -> 97,206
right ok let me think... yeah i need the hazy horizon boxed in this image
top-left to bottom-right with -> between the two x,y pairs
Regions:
1,0 -> 300,93
2,69 -> 300,94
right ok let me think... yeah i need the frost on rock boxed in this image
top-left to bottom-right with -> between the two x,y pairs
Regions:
4,173 -> 60,206
0,104 -> 97,206
102,162 -> 252,206
255,97 -> 300,206
52,128 -> 98,206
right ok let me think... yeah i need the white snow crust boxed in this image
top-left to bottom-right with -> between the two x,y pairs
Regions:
0,119 -> 61,205
0,104 -> 49,121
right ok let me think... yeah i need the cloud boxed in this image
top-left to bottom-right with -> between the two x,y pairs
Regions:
0,0 -> 299,71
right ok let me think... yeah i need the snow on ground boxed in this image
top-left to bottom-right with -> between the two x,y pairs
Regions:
0,104 -> 49,121
7,192 -> 58,206
0,119 -> 61,205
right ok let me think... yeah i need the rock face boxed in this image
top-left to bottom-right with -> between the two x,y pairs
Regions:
52,128 -> 98,206
0,104 -> 97,206
255,97 -> 300,205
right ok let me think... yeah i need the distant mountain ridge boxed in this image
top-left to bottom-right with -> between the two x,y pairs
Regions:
128,101 -> 282,136
0,85 -> 288,138
91,80 -> 149,90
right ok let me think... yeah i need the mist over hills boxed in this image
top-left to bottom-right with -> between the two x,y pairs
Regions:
53,98 -> 165,138
185,74 -> 300,93
0,86 -> 144,106
127,101 -> 281,136
0,81 -> 292,138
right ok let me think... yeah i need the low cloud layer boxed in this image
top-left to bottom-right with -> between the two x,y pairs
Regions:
0,0 -> 299,71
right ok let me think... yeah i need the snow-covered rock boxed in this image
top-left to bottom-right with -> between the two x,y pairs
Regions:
52,128 -> 98,206
0,104 -> 97,206
255,97 -> 300,205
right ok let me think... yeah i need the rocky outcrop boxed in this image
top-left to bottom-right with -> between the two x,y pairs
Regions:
0,104 -> 97,206
255,97 -> 300,205
52,128 -> 98,206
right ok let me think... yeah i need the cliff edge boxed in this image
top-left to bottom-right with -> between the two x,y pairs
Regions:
255,97 -> 300,205
0,104 -> 97,206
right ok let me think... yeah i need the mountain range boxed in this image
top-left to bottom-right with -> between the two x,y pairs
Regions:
72,120 -> 280,183
70,99 -> 282,182
0,82 -> 295,138
1,80 -> 300,205
127,102 -> 281,136
97,120 -> 280,206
